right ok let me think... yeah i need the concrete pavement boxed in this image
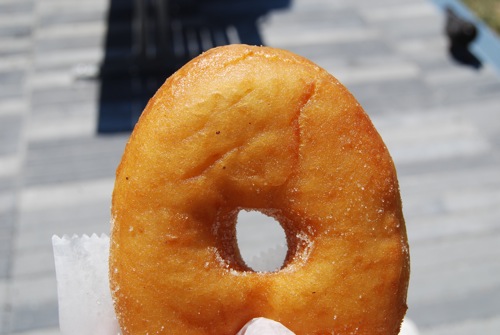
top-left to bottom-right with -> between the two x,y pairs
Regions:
1,0 -> 499,334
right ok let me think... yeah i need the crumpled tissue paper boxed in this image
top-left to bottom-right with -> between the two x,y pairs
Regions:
236,318 -> 295,335
52,234 -> 120,335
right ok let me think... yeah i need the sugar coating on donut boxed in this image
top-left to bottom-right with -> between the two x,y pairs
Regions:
110,44 -> 409,335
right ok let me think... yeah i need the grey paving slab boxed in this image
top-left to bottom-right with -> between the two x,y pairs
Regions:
32,48 -> 104,71
0,279 -> 7,334
0,85 -> 24,101
8,275 -> 58,333
0,26 -> 31,39
30,85 -> 98,108
37,8 -> 106,27
1,0 -> 499,334
11,327 -> 59,335
23,136 -> 126,186
17,204 -> 113,251
410,284 -> 500,328
286,38 -> 394,62
0,70 -> 24,86
348,77 -> 433,114
34,35 -> 103,53
425,315 -> 500,335
0,39 -> 30,58
0,115 -> 22,156
0,0 -> 33,14
0,206 -> 15,279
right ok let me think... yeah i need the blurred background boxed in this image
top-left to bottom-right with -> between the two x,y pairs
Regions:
1,0 -> 500,334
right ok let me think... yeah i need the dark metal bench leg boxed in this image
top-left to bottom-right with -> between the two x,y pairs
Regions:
234,17 -> 263,46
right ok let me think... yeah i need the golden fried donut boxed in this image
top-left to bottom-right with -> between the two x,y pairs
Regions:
110,44 -> 409,335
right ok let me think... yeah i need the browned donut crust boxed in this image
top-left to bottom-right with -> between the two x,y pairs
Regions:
110,44 -> 409,335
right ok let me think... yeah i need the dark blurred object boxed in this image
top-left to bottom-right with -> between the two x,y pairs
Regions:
100,0 -> 291,77
445,6 -> 482,69
97,0 -> 291,133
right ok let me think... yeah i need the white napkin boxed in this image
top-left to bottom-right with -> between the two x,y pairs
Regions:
236,318 -> 294,335
52,234 -> 120,335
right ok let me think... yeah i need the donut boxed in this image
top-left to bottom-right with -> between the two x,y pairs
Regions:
109,44 -> 410,335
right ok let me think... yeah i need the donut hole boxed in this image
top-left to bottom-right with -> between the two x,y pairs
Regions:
236,210 -> 288,272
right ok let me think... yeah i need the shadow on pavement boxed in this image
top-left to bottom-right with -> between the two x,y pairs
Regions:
97,0 -> 291,133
